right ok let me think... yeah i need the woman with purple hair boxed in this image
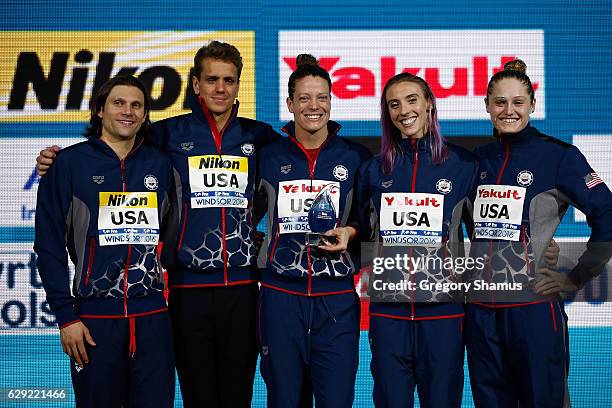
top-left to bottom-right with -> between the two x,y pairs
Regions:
356,73 -> 479,407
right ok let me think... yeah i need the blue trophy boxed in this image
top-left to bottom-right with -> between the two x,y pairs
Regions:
306,184 -> 338,246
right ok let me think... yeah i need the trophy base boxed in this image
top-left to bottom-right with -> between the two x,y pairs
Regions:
306,233 -> 338,247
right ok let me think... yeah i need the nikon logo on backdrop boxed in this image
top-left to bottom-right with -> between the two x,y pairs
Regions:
0,31 -> 255,122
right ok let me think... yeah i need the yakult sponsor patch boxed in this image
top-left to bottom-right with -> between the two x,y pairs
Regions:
279,30 -> 544,120
380,193 -> 444,245
188,155 -> 248,208
98,192 -> 159,246
473,185 -> 526,241
277,180 -> 340,234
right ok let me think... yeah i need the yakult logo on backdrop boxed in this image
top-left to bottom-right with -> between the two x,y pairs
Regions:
279,30 -> 545,120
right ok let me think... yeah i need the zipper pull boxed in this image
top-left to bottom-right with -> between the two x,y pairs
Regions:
120,160 -> 127,192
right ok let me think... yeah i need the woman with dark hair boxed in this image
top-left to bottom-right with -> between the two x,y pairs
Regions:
357,72 -> 478,407
464,59 -> 612,407
256,54 -> 371,407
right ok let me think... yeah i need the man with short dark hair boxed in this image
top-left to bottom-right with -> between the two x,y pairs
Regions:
38,41 -> 279,407
155,40 -> 279,407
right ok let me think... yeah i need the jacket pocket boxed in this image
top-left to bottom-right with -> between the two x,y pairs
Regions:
176,203 -> 189,251
81,241 -> 126,298
84,237 -> 96,286
175,205 -> 224,271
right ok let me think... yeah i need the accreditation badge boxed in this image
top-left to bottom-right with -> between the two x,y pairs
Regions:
98,192 -> 159,246
277,180 -> 340,234
379,193 -> 444,245
473,185 -> 526,241
188,155 -> 249,208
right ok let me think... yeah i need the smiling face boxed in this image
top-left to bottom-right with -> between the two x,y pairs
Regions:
98,85 -> 146,143
287,75 -> 331,141
192,58 -> 240,119
486,77 -> 535,136
385,81 -> 431,139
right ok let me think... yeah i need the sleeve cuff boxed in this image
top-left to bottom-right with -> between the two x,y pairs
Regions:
59,319 -> 81,330
55,304 -> 79,328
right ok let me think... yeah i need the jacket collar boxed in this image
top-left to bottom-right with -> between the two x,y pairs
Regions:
399,135 -> 431,155
281,120 -> 341,150
89,134 -> 144,160
494,123 -> 536,145
187,90 -> 239,131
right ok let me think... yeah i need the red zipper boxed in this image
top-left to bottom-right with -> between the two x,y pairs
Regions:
98,138 -> 142,317
496,141 -> 510,184
123,245 -> 132,316
487,140 -> 511,305
411,139 -> 419,193
120,158 -> 132,316
85,237 -> 96,286
286,133 -> 331,296
200,98 -> 237,155
307,244 -> 313,295
268,225 -> 280,262
281,126 -> 341,296
200,100 -> 237,285
176,203 -> 189,250
120,159 -> 127,191
409,139 -> 420,318
222,207 -> 228,285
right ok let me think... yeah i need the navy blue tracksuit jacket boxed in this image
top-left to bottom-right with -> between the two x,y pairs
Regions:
464,124 -> 612,408
357,137 -> 478,320
35,136 -> 174,327
152,95 -> 279,288
257,121 -> 372,295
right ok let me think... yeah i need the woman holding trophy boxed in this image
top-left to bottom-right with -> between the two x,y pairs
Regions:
255,54 -> 371,407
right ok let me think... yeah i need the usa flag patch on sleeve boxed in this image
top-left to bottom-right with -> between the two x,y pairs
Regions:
584,172 -> 604,189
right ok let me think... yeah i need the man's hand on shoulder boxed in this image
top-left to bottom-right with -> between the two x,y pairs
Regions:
36,145 -> 60,177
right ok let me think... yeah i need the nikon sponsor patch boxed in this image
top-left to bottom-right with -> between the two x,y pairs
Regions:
188,155 -> 249,208
98,192 -> 159,246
